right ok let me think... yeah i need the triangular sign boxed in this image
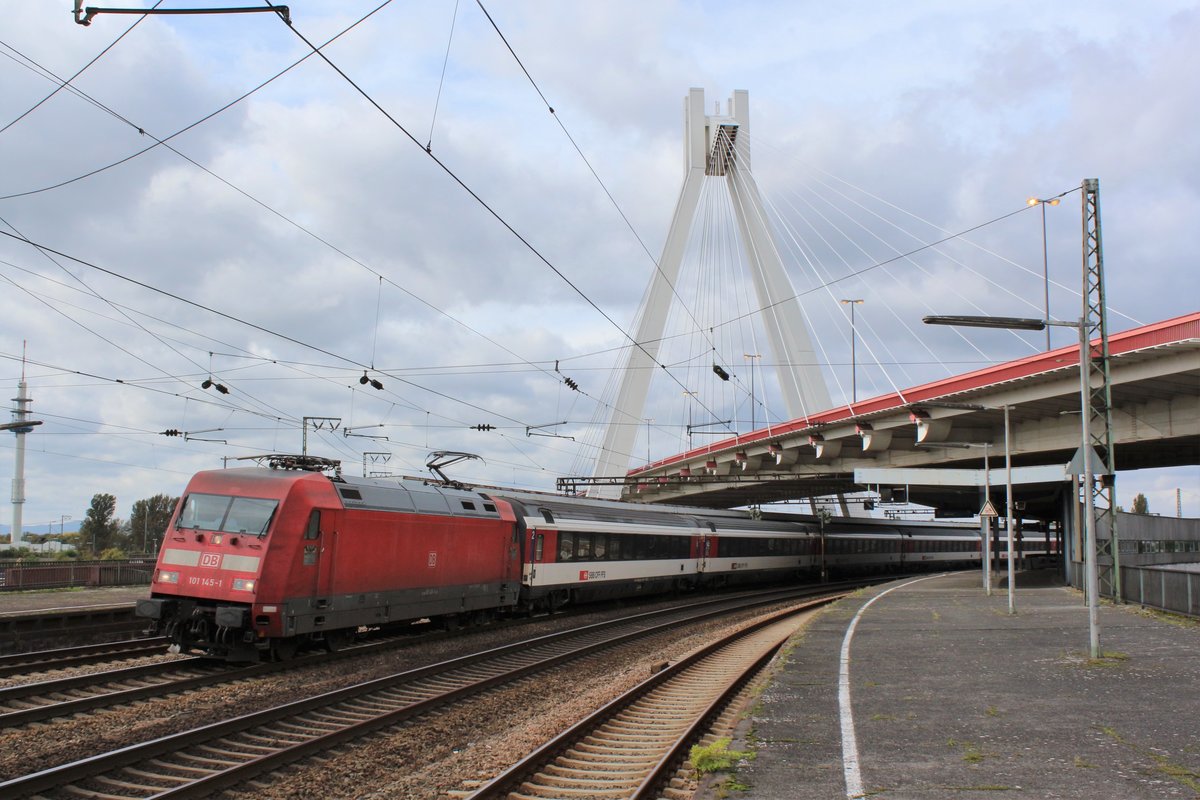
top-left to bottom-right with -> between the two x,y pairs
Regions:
979,500 -> 999,517
1066,446 -> 1107,475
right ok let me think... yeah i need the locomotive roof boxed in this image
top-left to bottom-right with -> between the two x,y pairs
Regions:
334,473 -> 504,519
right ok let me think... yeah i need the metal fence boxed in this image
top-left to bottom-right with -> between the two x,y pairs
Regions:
1068,511 -> 1200,618
1120,564 -> 1199,618
0,559 -> 154,591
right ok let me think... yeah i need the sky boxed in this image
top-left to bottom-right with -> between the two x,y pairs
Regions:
1,0 -> 1197,537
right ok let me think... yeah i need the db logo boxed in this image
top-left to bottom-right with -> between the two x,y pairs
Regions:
200,553 -> 221,569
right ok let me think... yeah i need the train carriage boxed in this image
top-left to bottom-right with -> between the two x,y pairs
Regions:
138,458 -> 1000,662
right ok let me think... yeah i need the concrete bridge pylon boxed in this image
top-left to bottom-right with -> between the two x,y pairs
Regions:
588,88 -> 831,498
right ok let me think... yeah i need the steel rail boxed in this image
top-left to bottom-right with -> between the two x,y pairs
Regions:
0,637 -> 168,678
464,596 -> 837,798
0,657 -> 245,728
0,584 -> 846,799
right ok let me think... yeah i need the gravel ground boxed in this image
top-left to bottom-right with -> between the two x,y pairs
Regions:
0,595 -> 804,788
215,605 -> 813,800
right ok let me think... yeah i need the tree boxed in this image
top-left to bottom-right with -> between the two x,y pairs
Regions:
1131,493 -> 1150,515
78,493 -> 122,556
129,494 -> 179,553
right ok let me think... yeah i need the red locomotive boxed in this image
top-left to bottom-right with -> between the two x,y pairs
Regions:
137,455 -> 990,661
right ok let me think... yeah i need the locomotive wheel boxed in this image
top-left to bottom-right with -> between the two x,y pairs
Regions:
323,628 -> 354,653
270,638 -> 299,662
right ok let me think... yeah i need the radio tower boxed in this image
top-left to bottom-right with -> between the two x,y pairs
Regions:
6,345 -> 41,548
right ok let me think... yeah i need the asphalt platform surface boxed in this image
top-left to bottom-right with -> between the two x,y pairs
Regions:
0,585 -> 147,617
717,570 -> 1200,799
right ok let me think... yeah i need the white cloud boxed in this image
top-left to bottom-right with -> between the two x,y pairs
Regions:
1,1 -> 1196,531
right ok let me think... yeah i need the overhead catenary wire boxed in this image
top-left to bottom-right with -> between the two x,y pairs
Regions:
0,230 -> 649,475
0,214 -> 304,428
0,2 -> 162,137
274,13 -> 730,460
425,0 -> 460,151
0,7 -> 644,468
0,228 -> 533,428
4,3 -> 715,476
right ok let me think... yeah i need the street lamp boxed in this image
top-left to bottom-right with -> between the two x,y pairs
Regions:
1002,403 -> 1015,614
924,313 -> 1101,656
1028,196 -> 1062,350
644,418 -> 653,465
840,299 -> 864,402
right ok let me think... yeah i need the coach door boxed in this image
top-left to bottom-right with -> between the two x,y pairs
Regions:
303,509 -> 337,605
697,522 -> 716,573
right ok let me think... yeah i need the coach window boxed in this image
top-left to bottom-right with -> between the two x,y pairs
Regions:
534,534 -> 544,561
609,534 -> 622,560
558,532 -> 574,562
576,533 -> 593,560
304,510 -> 320,540
593,534 -> 608,561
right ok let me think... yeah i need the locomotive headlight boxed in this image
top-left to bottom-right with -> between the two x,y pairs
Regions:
232,578 -> 256,592
156,570 -> 180,584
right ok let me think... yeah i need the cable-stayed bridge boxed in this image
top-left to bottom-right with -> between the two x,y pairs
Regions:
568,89 -> 1199,541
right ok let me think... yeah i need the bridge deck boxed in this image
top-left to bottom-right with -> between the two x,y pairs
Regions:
723,570 -> 1200,799
614,311 -> 1199,512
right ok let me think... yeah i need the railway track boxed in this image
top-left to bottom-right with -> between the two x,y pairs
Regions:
0,657 -> 249,727
0,585 -> 841,799
0,637 -> 168,679
0,627 -> 446,727
461,599 -> 828,799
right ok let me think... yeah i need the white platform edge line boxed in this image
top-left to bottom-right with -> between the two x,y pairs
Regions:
839,574 -> 943,798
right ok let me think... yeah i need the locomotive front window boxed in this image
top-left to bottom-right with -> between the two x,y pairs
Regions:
178,493 -> 279,537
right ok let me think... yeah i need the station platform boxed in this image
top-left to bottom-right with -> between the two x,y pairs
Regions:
0,586 -> 146,618
0,587 -> 148,653
724,570 -> 1200,799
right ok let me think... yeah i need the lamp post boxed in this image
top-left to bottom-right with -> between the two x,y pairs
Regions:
1027,195 -> 1062,350
840,299 -> 864,402
60,514 -> 71,552
924,313 -> 1100,656
743,354 -> 761,430
1002,404 -> 1015,614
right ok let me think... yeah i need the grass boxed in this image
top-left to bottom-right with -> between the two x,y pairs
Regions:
1062,650 -> 1130,669
1151,755 -> 1200,792
692,738 -> 757,798
1096,725 -> 1200,794
691,738 -> 756,776
1086,651 -> 1129,668
947,738 -> 987,764
1131,606 -> 1198,629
